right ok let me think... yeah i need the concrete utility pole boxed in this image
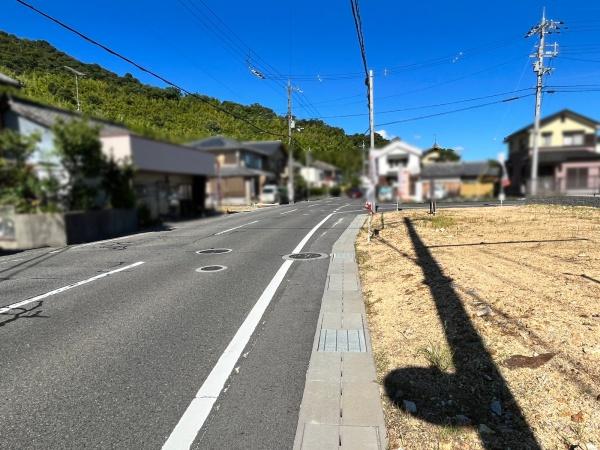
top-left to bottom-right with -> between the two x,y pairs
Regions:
306,146 -> 312,202
287,79 -> 296,204
64,66 -> 85,112
367,69 -> 376,208
526,9 -> 562,195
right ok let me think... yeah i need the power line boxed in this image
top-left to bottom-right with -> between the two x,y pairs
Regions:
316,87 -> 536,119
375,93 -> 534,127
16,0 -> 285,138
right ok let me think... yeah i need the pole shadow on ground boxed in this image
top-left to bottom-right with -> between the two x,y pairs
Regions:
382,218 -> 541,449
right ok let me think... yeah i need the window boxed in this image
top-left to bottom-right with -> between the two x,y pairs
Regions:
563,132 -> 584,146
541,132 -> 552,146
566,168 -> 588,189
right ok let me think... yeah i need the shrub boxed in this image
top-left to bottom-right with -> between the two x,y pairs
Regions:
329,185 -> 341,197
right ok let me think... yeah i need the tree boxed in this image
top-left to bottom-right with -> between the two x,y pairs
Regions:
0,130 -> 47,212
423,147 -> 461,162
53,119 -> 105,211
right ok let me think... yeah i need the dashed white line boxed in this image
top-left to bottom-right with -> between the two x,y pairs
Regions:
163,213 -> 334,450
280,208 -> 298,215
332,217 -> 345,227
214,220 -> 259,236
0,261 -> 145,314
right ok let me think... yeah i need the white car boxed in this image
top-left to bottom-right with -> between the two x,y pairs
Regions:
259,184 -> 280,204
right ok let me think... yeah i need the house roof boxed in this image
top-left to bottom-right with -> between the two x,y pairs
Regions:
505,109 -> 600,141
375,137 -> 422,157
421,161 -> 500,178
188,135 -> 284,158
218,165 -> 275,178
2,94 -> 128,135
538,150 -> 600,164
312,160 -> 339,171
0,72 -> 21,88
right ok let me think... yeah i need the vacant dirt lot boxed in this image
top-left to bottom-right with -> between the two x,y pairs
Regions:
356,205 -> 599,450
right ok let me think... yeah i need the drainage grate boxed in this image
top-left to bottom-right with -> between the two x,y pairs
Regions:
196,248 -> 232,255
196,265 -> 227,273
282,252 -> 328,261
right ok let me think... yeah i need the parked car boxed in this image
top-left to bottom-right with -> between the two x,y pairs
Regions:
346,187 -> 363,199
260,184 -> 280,204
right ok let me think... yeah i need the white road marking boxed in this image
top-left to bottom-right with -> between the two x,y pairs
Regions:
163,213 -> 334,450
0,261 -> 145,314
214,220 -> 259,236
280,208 -> 298,215
332,217 -> 345,228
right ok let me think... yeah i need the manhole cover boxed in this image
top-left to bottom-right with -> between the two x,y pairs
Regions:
196,248 -> 232,255
196,265 -> 227,273
282,252 -> 328,261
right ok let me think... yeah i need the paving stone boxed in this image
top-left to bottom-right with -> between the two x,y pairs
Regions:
307,353 -> 342,382
298,381 -> 341,425
340,426 -> 381,450
321,313 -> 343,329
342,312 -> 363,329
342,353 -> 377,383
300,423 -> 340,450
341,382 -> 385,426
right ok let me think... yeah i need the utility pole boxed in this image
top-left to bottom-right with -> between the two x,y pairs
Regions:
64,66 -> 85,112
306,147 -> 312,202
367,69 -> 376,208
526,9 -> 562,196
287,79 -> 295,204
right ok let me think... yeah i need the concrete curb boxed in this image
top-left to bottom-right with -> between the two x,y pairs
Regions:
292,215 -> 387,450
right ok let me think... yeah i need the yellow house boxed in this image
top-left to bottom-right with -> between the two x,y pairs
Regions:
505,109 -> 600,195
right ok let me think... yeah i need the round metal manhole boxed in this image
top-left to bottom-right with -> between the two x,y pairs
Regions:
196,265 -> 228,273
196,248 -> 232,255
282,252 -> 328,261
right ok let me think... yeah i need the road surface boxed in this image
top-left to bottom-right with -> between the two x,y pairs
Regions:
0,198 -> 363,449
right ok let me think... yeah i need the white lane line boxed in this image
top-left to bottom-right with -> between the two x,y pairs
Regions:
163,213 -> 334,450
0,261 -> 145,314
280,208 -> 298,215
332,217 -> 345,228
214,220 -> 259,236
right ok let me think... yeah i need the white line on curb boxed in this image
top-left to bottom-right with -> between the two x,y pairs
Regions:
280,208 -> 298,215
214,220 -> 259,236
162,213 -> 334,450
0,261 -> 145,314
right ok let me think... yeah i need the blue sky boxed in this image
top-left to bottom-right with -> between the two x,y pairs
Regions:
2,0 -> 600,160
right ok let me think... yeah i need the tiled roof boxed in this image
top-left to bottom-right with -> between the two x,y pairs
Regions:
188,136 -> 284,158
421,161 -> 500,178
5,95 -> 128,135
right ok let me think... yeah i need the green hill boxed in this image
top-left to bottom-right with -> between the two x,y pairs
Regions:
0,31 -> 388,176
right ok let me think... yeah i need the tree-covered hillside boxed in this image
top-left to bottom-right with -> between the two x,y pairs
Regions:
0,31 -> 388,176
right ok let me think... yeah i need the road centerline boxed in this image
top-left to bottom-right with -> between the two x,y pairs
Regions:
280,208 -> 298,215
0,261 -> 145,314
214,220 -> 259,236
163,213 -> 334,450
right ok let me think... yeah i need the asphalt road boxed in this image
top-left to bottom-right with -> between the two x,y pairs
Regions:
0,198 -> 363,449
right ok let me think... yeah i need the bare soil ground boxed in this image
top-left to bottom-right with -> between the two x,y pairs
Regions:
356,205 -> 600,450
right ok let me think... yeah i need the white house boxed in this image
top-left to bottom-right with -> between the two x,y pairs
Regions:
299,160 -> 340,189
371,138 -> 422,201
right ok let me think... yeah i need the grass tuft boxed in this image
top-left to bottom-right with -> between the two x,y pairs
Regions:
417,343 -> 454,372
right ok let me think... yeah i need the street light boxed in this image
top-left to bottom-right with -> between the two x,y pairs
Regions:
64,66 -> 86,112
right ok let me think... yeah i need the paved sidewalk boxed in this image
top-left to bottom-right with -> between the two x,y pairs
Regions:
293,215 -> 387,450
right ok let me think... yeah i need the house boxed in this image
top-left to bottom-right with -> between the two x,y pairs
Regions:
299,159 -> 340,189
505,109 -> 600,196
0,94 -> 215,218
371,138 -> 422,201
420,161 -> 500,200
187,136 -> 286,205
